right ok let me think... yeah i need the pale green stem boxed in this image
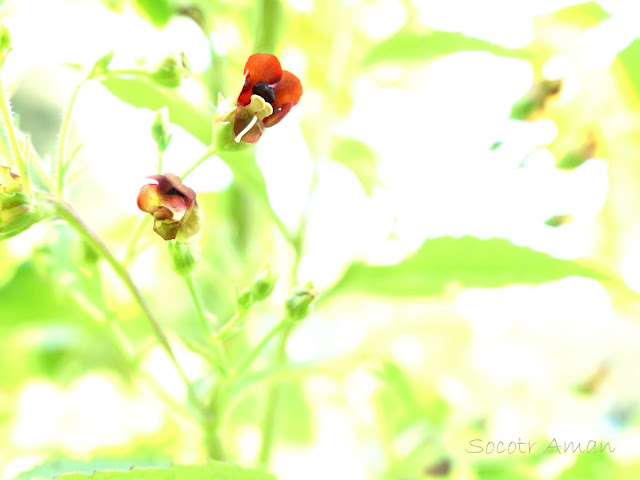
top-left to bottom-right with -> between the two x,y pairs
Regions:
57,79 -> 85,196
181,146 -> 216,180
124,216 -> 151,265
157,147 -> 163,175
257,322 -> 295,467
184,274 -> 230,373
213,309 -> 247,341
0,76 -> 29,193
232,319 -> 289,379
47,195 -> 204,413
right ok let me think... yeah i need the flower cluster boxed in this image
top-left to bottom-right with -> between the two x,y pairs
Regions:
139,53 -> 302,241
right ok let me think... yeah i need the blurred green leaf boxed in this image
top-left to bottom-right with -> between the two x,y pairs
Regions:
133,0 -> 173,27
363,31 -> 529,66
556,451 -> 617,479
551,2 -> 610,27
325,236 -> 609,300
617,39 -> 640,104
100,76 -> 213,145
16,457 -> 170,480
331,137 -> 381,196
32,463 -> 277,480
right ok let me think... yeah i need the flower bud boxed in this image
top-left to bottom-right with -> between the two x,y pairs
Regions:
0,167 -> 44,241
510,79 -> 562,120
150,52 -> 190,88
250,266 -> 279,302
88,51 -> 114,79
556,133 -> 596,170
137,173 -> 202,241
168,240 -> 200,276
285,282 -> 317,322
151,107 -> 172,152
237,287 -> 253,312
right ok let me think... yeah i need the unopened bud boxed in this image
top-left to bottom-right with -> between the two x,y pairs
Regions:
251,266 -> 278,302
237,287 -> 253,311
556,133 -> 597,170
151,107 -> 172,152
89,51 -> 114,79
150,52 -> 190,88
285,282 -> 317,321
168,240 -> 200,276
510,79 -> 562,120
545,214 -> 572,227
0,167 -> 45,241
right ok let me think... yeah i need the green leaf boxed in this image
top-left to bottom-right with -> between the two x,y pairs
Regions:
31,462 -> 277,480
324,236 -> 608,300
617,38 -> 640,104
100,75 -> 213,145
551,2 -> 610,28
363,31 -> 529,66
331,137 -> 381,196
133,0 -> 173,28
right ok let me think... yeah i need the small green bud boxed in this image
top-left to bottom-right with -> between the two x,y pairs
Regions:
237,287 -> 253,311
0,167 -> 46,241
168,240 -> 200,276
89,51 -> 114,79
150,52 -> 190,88
545,214 -> 572,227
151,107 -> 171,152
285,282 -> 317,322
251,266 -> 279,302
556,133 -> 597,170
510,79 -> 562,120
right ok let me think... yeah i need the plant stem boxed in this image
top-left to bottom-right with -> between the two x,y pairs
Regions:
157,147 -> 163,174
56,79 -> 85,196
233,319 -> 289,378
257,322 -> 295,467
254,0 -> 283,54
47,195 -> 203,412
184,274 -> 230,373
181,147 -> 216,180
0,76 -> 29,193
213,309 -> 247,340
124,216 -> 151,265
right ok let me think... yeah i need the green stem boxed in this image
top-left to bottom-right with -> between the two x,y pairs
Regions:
257,322 -> 295,467
157,147 -> 163,175
214,309 -> 247,341
254,0 -> 283,54
47,195 -> 203,412
124,216 -> 151,265
184,274 -> 230,373
233,319 -> 289,379
181,146 -> 216,180
56,79 -> 85,196
0,76 -> 29,194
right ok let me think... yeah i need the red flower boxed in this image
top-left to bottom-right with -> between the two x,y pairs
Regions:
231,53 -> 302,144
137,173 -> 202,241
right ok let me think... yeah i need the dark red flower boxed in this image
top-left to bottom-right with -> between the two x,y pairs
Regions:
137,173 -> 202,241
232,53 -> 302,144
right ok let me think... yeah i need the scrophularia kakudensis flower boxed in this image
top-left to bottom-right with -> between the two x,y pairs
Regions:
137,173 -> 202,241
213,53 -> 303,149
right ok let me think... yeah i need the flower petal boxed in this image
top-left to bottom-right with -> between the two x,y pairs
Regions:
238,53 -> 283,106
244,53 -> 282,85
137,183 -> 162,213
262,101 -> 293,127
274,70 -> 302,106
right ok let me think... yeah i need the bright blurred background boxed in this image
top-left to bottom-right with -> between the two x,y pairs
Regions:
2,0 -> 640,478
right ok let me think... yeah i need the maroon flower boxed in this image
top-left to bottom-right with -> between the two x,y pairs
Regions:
137,173 -> 202,241
213,53 -> 302,147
